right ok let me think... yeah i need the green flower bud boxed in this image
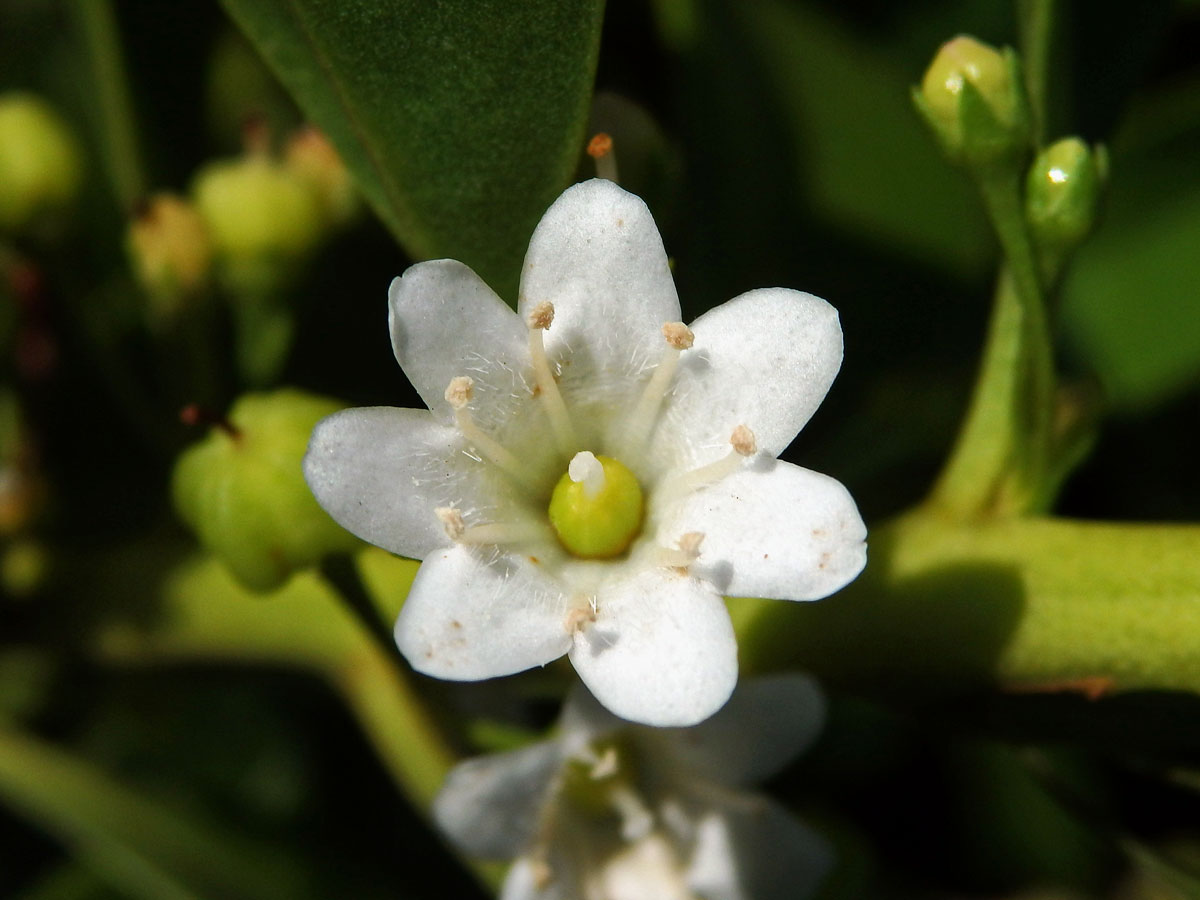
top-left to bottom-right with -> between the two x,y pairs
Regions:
172,390 -> 360,592
914,36 -> 1031,169
1025,138 -> 1106,252
284,127 -> 358,227
191,154 -> 324,296
0,92 -> 83,235
126,193 -> 213,321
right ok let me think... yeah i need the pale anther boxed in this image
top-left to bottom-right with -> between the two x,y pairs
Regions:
527,300 -> 555,331
658,531 -> 705,570
568,450 -> 606,498
730,424 -> 757,457
444,375 -> 474,409
678,531 -> 705,559
435,506 -> 465,540
662,321 -> 694,350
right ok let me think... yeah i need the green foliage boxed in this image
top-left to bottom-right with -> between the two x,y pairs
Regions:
219,0 -> 605,302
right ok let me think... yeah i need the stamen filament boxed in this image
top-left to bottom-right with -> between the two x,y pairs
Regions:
436,507 -> 549,546
621,322 -> 693,454
526,302 -> 577,455
657,426 -> 756,504
445,376 -> 537,488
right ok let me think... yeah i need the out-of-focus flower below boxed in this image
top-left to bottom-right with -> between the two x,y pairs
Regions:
435,675 -> 833,900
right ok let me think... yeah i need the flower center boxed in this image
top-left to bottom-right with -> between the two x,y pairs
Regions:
548,451 -> 644,559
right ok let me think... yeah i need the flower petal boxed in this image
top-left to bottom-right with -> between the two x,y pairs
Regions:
434,741 -> 562,859
642,673 -> 826,788
389,260 -> 530,424
303,406 -> 462,559
658,288 -> 843,463
395,546 -> 573,680
686,801 -> 833,900
569,569 -> 737,727
501,857 -> 564,900
518,179 -> 681,380
664,459 -> 866,601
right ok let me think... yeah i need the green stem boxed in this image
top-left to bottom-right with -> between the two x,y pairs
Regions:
1017,0 -> 1056,145
929,170 -> 1055,518
734,509 -> 1200,698
71,0 -> 145,211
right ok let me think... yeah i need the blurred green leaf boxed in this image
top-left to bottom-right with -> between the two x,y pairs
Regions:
219,0 -> 605,300
0,727 -> 296,900
734,0 -> 993,276
1059,161 -> 1200,410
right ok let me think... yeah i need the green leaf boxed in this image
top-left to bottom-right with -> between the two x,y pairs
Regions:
0,727 -> 296,900
220,0 -> 606,300
1058,73 -> 1200,410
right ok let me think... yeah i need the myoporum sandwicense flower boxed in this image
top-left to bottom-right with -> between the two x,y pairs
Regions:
303,179 -> 866,727
434,676 -> 833,900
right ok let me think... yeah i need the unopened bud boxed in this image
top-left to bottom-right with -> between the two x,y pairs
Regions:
172,390 -> 360,592
126,193 -> 213,321
191,154 -> 324,296
0,93 -> 83,235
284,127 -> 358,226
1025,138 -> 1106,253
914,36 -> 1030,169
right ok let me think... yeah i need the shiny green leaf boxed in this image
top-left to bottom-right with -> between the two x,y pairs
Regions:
220,0 -> 605,300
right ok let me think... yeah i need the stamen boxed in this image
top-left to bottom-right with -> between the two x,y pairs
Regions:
526,302 -> 577,454
587,132 -> 619,183
435,506 -> 465,541
620,322 -> 694,455
657,531 -> 705,569
657,426 -> 757,504
435,506 -> 548,546
568,450 -> 606,498
444,376 -> 535,487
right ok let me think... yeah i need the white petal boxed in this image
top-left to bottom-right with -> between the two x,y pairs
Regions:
657,288 -> 843,463
303,407 -> 462,559
641,673 -> 826,787
395,546 -> 573,680
501,857 -> 564,900
664,459 -> 866,601
518,179 -> 681,381
389,260 -> 530,423
433,741 -> 561,859
569,568 -> 737,727
686,802 -> 833,900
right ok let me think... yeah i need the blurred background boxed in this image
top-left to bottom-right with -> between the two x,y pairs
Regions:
2,0 -> 1200,897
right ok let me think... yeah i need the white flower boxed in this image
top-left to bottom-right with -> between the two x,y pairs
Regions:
303,178 -> 866,726
434,675 -> 834,900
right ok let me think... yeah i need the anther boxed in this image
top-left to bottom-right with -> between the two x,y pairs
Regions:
587,132 -> 619,183
658,531 -> 705,570
444,375 -> 474,409
619,321 -> 694,456
444,376 -> 535,487
525,301 -> 577,454
657,425 -> 758,504
435,506 -> 466,541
